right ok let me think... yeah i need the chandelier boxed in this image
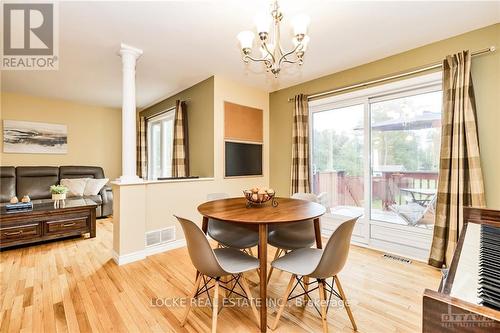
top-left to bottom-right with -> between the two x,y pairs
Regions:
237,0 -> 310,77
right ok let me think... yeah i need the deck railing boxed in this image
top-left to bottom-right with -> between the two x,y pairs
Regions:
313,170 -> 438,210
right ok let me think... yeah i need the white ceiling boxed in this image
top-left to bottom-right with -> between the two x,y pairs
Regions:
2,1 -> 499,109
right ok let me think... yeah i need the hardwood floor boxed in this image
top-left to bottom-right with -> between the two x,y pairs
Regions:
0,218 -> 441,333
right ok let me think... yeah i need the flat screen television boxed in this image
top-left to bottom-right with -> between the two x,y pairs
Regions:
225,141 -> 262,177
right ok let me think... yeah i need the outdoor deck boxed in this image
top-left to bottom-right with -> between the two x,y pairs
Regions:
314,170 -> 437,229
330,205 -> 434,229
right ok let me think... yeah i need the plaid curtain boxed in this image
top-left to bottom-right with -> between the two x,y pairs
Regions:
136,116 -> 148,179
172,100 -> 189,177
428,50 -> 486,268
290,94 -> 311,194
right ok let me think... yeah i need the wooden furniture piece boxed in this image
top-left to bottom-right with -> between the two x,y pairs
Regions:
423,207 -> 500,332
198,197 -> 326,332
0,198 -> 97,250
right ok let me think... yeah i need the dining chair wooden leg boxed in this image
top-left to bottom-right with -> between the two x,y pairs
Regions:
267,248 -> 281,283
212,279 -> 220,333
318,279 -> 329,333
303,276 -> 309,305
221,276 -> 228,297
240,274 -> 260,328
181,274 -> 202,326
334,275 -> 357,331
266,266 -> 274,284
271,274 -> 296,330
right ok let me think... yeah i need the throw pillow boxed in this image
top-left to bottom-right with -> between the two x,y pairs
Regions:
60,178 -> 88,197
83,178 -> 109,196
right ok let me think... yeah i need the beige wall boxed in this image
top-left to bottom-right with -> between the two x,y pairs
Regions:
144,75 -> 270,232
270,23 -> 500,208
112,75 -> 270,260
1,92 -> 122,179
112,184 -> 146,258
213,75 -> 270,183
140,77 -> 214,177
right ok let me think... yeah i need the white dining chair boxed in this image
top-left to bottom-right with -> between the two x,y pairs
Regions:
176,216 -> 260,332
206,193 -> 259,255
266,192 -> 318,283
271,216 -> 360,333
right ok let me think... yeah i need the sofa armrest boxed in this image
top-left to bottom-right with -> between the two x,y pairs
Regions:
99,185 -> 113,217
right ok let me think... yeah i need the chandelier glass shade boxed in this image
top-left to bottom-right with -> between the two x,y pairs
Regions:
237,0 -> 310,77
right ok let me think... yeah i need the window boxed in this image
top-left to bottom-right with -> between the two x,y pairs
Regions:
310,73 -> 442,256
147,109 -> 175,179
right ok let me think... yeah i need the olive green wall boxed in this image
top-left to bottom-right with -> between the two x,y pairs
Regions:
270,23 -> 500,208
140,76 -> 214,178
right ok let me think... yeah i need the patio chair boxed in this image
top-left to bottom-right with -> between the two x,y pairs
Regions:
389,194 -> 437,226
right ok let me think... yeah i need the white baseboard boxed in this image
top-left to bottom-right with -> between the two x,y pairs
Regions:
112,249 -> 146,265
113,238 -> 186,266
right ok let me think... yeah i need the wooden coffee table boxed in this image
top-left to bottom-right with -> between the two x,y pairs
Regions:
0,198 -> 97,250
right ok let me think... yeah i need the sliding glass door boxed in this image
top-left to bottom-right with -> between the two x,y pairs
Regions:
311,104 -> 365,219
310,74 -> 442,256
370,90 -> 442,228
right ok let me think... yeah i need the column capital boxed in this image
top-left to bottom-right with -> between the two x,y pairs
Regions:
119,43 -> 143,59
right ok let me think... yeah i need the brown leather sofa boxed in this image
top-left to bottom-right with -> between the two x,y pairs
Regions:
0,167 -> 16,203
0,166 -> 113,217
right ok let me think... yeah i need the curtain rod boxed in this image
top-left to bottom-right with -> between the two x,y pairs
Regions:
287,46 -> 496,102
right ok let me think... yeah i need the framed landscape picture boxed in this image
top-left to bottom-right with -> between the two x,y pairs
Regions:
2,120 -> 68,154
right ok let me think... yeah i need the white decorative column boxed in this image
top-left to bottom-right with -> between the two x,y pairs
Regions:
118,43 -> 143,183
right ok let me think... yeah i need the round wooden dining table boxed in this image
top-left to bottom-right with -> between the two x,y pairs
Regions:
197,197 -> 326,332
